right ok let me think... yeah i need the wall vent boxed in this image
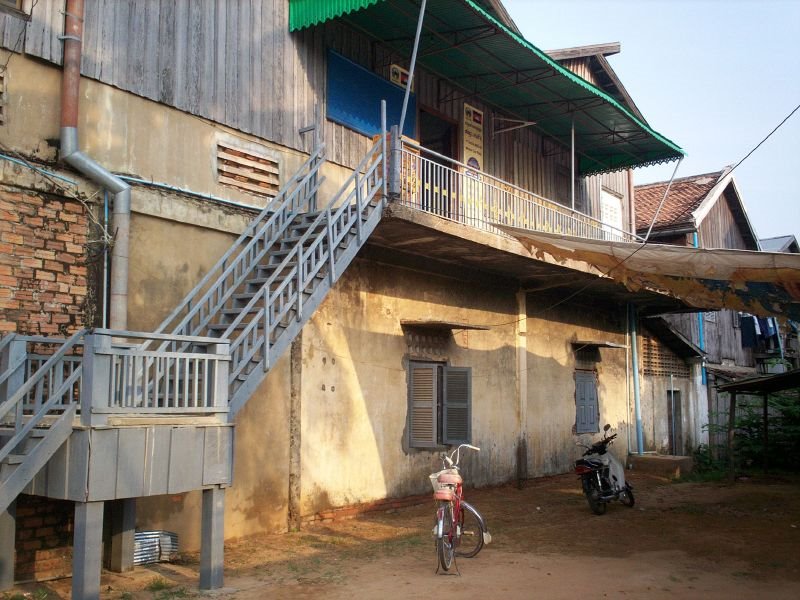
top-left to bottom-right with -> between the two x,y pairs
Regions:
216,138 -> 280,200
642,335 -> 689,378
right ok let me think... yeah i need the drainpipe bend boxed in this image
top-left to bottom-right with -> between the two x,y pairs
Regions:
60,0 -> 129,330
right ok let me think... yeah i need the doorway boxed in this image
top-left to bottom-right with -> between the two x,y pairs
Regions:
667,390 -> 683,455
418,108 -> 458,218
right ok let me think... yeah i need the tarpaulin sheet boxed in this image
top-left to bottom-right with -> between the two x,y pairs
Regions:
499,226 -> 800,320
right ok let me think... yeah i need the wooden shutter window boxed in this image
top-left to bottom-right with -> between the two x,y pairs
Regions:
216,141 -> 280,199
408,362 -> 437,448
443,366 -> 471,445
575,370 -> 599,434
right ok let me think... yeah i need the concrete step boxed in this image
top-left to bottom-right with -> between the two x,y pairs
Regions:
626,454 -> 694,478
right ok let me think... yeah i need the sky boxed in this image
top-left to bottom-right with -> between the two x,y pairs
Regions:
502,0 -> 800,242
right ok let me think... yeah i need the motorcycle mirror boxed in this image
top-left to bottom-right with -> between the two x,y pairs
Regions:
603,424 -> 611,432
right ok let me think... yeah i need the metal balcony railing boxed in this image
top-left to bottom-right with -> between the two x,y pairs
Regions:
395,139 -> 637,242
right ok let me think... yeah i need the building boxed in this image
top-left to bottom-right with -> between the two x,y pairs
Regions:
0,1 -> 690,596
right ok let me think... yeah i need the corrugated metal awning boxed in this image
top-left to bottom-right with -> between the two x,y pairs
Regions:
289,0 -> 684,175
498,226 -> 800,320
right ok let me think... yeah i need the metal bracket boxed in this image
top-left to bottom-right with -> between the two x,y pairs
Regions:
492,117 -> 537,137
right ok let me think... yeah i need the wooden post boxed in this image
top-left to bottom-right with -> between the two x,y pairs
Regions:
81,333 -> 112,427
73,501 -> 105,600
0,501 -> 16,591
107,498 -> 136,572
200,486 -> 225,590
727,391 -> 737,483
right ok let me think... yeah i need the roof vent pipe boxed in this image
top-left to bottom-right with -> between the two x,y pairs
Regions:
60,0 -> 129,330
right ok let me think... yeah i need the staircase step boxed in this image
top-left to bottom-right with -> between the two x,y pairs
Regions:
3,454 -> 25,465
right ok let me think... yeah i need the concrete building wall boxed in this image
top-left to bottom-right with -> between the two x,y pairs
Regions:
526,298 -> 632,475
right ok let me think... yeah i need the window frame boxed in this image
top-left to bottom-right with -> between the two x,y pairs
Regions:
407,361 -> 472,449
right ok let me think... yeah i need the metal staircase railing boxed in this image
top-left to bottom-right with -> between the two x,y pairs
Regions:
0,119 -> 387,511
226,137 -> 386,414
0,330 -> 84,514
145,145 -> 326,351
0,329 -> 231,514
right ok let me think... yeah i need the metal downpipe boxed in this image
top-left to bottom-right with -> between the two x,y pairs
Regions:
629,303 -> 644,454
60,0 -> 130,330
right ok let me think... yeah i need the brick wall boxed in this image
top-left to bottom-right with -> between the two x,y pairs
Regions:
1,183 -> 91,582
14,495 -> 74,582
0,184 -> 90,336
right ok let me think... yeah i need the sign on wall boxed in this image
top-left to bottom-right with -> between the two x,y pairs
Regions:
462,103 -> 484,173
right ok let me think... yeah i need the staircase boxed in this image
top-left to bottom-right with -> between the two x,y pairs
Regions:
0,135 -> 387,514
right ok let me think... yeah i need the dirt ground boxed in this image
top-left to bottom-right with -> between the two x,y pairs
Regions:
8,472 -> 800,599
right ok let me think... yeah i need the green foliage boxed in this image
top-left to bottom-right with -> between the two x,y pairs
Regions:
699,391 -> 800,475
145,577 -> 173,592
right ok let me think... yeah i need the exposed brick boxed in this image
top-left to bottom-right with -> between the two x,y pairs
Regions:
1,232 -> 23,244
21,257 -> 43,269
34,249 -> 56,260
35,270 -> 55,281
45,240 -> 66,251
22,215 -> 44,227
44,260 -> 65,273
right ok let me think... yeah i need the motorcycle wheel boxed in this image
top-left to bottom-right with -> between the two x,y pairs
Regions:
620,485 -> 635,508
585,480 -> 607,515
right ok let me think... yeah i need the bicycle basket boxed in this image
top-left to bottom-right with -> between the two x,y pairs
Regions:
429,469 -> 459,493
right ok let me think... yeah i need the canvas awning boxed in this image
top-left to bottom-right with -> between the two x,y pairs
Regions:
498,226 -> 800,320
289,0 -> 684,175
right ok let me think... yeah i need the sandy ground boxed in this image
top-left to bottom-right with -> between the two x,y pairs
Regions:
8,472 -> 800,599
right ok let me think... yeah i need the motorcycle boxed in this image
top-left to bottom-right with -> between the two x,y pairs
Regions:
574,424 -> 635,515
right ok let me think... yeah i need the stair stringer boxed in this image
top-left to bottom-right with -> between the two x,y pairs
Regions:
228,199 -> 385,416
0,405 -> 76,514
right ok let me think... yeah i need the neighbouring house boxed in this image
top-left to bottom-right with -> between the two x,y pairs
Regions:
0,0 -> 697,595
634,167 -> 776,455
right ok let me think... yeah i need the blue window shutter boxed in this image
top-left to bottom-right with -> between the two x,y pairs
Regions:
575,370 -> 599,434
409,362 -> 437,448
443,366 -> 471,445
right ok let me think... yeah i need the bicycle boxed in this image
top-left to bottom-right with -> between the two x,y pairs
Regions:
430,443 -> 491,573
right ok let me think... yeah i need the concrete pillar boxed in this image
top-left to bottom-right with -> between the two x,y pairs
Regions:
107,498 -> 136,572
515,290 -> 529,487
0,501 -> 16,591
200,487 -> 225,590
288,334 -> 303,531
73,501 -> 105,600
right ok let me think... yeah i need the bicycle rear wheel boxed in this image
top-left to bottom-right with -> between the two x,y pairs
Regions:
456,502 -> 485,558
437,502 -> 455,572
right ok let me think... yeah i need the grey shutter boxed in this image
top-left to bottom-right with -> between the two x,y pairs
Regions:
409,362 -> 438,448
443,366 -> 471,445
575,370 -> 599,433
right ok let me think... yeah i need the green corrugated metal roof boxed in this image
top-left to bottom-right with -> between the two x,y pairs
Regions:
289,0 -> 382,30
289,0 -> 684,175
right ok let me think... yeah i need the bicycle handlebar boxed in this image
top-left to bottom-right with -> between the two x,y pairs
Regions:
443,443 -> 481,468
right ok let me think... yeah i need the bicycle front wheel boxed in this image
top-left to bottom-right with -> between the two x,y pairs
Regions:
456,502 -> 485,558
437,502 -> 455,571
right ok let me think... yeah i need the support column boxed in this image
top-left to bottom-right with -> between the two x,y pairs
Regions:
727,391 -> 737,482
516,290 -> 529,487
200,487 -> 225,590
629,304 -> 644,454
108,498 -> 136,572
0,501 -> 16,591
288,333 -> 303,531
73,501 -> 104,600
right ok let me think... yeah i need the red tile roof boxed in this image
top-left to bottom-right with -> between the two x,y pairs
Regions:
634,170 -> 726,233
